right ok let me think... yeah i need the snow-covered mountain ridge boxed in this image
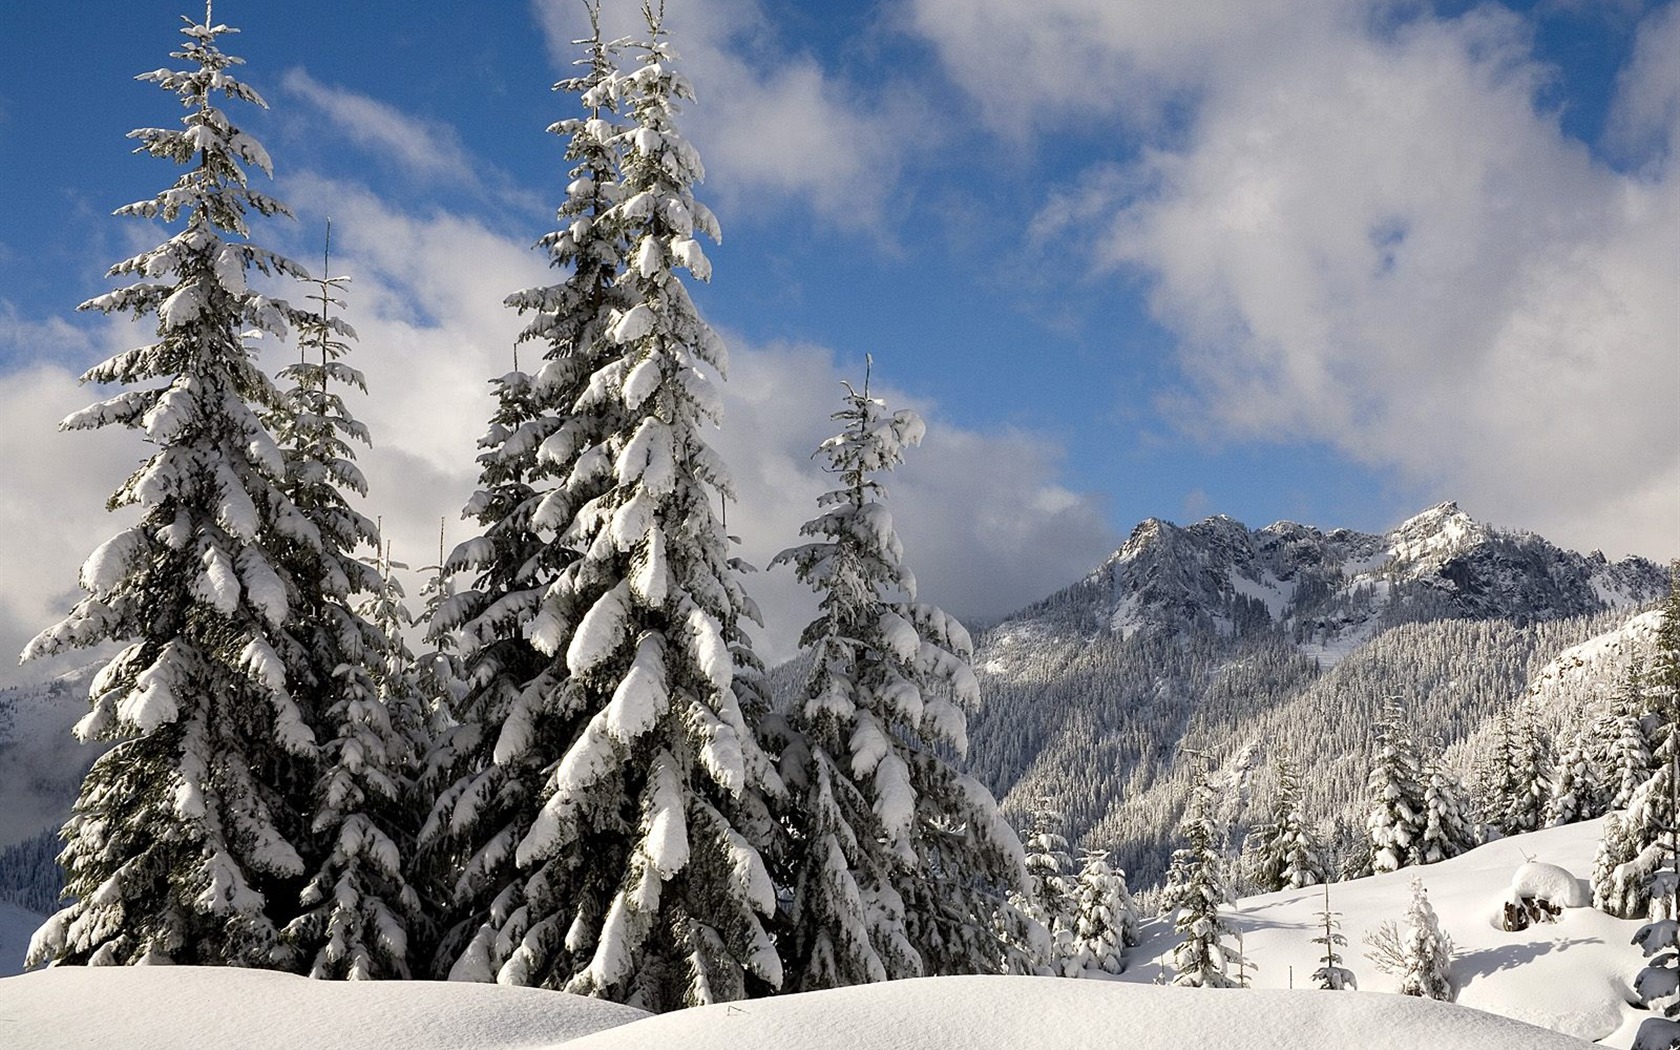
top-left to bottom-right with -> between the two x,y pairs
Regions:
987,501 -> 1663,671
963,503 -> 1666,887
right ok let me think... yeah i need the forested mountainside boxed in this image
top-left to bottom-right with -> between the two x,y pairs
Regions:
0,671 -> 98,850
966,502 -> 1664,888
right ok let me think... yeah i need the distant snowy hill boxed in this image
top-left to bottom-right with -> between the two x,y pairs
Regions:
964,502 -> 1665,885
0,819 -> 1631,1048
1126,818 -> 1639,1046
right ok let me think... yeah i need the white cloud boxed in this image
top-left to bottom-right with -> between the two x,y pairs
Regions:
0,358 -> 134,687
531,0 -> 912,233
925,0 -> 1680,562
1606,1 -> 1680,169
905,0 -> 1343,136
281,68 -> 480,187
711,339 -> 1120,659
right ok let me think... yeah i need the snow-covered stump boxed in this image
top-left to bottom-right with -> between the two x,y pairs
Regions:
1499,861 -> 1586,931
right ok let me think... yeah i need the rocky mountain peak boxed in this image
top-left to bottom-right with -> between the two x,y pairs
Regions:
996,503 -> 1665,657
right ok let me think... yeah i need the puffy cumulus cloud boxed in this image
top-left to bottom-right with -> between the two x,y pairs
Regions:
712,340 -> 1120,660
1606,2 -> 1680,168
0,359 -> 134,687
531,0 -> 913,233
936,0 -> 1677,561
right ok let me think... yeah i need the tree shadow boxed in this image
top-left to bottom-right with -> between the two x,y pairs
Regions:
1452,937 -> 1597,981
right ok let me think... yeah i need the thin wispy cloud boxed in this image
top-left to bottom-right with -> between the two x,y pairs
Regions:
282,68 -> 479,186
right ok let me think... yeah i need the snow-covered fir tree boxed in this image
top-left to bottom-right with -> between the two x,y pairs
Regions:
1612,658 -> 1656,810
1631,607 -> 1680,1050
1070,848 -> 1137,976
274,239 -> 424,980
1396,878 -> 1454,1000
1630,781 -> 1680,1050
414,521 -> 468,738
1502,704 -> 1550,835
1418,755 -> 1478,865
774,367 -> 1033,984
1474,709 -> 1518,835
1163,766 -> 1244,988
416,7 -> 635,983
1545,722 -> 1602,828
25,9 -> 324,968
1014,798 -> 1077,974
1366,698 -> 1426,873
1597,812 -> 1641,916
285,537 -> 425,978
768,371 -> 931,990
1246,757 -> 1324,892
1605,575 -> 1680,922
1311,883 -> 1356,991
435,7 -> 785,1008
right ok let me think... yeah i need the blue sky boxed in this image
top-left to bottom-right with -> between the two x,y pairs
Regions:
1,0 -> 1676,675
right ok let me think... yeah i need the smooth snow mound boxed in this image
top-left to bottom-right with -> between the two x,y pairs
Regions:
1509,861 -> 1588,909
564,975 -> 1594,1050
0,966 -> 648,1050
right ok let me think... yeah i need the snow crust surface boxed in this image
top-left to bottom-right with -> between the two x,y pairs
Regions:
563,974 -> 1591,1049
0,967 -> 648,1050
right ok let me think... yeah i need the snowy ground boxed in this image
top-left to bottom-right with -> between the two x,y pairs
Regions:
564,976 -> 1591,1049
0,817 -> 1648,1048
1118,817 -> 1644,1047
0,966 -> 1592,1050
0,967 -> 649,1050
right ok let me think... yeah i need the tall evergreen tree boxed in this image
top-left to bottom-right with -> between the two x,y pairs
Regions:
417,6 -> 633,983
1014,797 -> 1077,974
1247,757 -> 1323,892
274,238 -> 423,980
1070,848 -> 1137,976
1613,657 -> 1656,810
768,370 -> 933,991
1631,580 -> 1680,1050
25,9 -> 321,968
1607,572 -> 1680,923
1475,709 -> 1518,836
1164,768 -> 1244,988
1366,698 -> 1426,873
1596,812 -> 1640,916
1418,755 -> 1478,865
445,6 -> 785,1008
774,366 -> 1032,983
1545,722 -> 1602,828
1502,704 -> 1550,835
